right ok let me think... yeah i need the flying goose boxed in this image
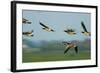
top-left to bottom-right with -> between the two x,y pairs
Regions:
39,22 -> 54,32
81,21 -> 90,36
22,30 -> 33,37
22,18 -> 31,24
62,42 -> 78,54
64,29 -> 76,35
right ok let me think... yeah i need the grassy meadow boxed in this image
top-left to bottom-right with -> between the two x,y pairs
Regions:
22,39 -> 91,63
23,51 -> 90,63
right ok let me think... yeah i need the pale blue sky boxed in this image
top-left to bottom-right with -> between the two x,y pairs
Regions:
22,10 -> 91,41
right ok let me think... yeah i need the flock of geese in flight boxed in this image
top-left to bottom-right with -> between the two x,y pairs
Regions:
22,18 -> 90,55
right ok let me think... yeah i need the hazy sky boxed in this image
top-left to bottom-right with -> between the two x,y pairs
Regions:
22,10 -> 91,41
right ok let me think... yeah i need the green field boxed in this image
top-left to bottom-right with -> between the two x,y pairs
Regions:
22,51 -> 91,63
22,39 -> 91,63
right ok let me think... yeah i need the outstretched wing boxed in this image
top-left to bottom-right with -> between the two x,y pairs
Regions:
62,42 -> 70,45
64,29 -> 75,32
22,32 -> 30,34
81,21 -> 88,32
26,22 -> 32,24
23,18 -> 28,21
74,46 -> 78,54
40,22 -> 49,28
64,47 -> 70,54
23,30 -> 33,34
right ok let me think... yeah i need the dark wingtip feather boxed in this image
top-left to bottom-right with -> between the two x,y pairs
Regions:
51,30 -> 54,32
75,46 -> 78,54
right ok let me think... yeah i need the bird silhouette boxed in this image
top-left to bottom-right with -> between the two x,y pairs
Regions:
64,29 -> 76,35
22,18 -> 31,24
22,30 -> 33,37
40,22 -> 55,32
62,42 -> 78,54
81,21 -> 90,36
